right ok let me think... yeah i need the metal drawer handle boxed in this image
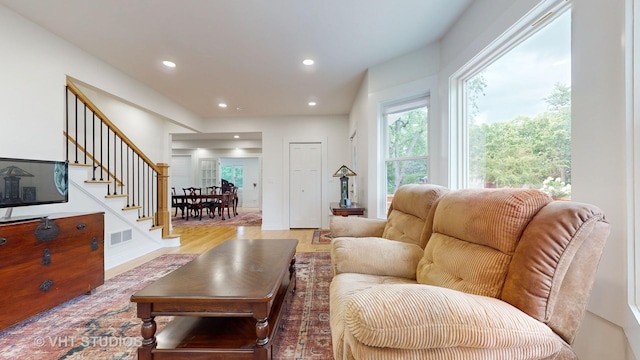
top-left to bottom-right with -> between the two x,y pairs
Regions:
0,237 -> 6,246
77,223 -> 86,230
40,279 -> 54,292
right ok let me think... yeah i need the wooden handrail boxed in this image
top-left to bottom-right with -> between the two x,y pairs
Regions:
66,79 -> 159,173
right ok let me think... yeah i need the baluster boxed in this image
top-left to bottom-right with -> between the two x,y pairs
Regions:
106,127 -> 111,195
91,113 -> 97,180
83,103 -> 87,164
112,129 -> 117,195
131,151 -> 136,207
65,86 -> 69,163
119,137 -> 124,196
99,119 -> 104,181
138,155 -> 144,217
74,95 -> 79,163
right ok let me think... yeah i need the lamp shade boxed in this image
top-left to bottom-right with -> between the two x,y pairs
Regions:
0,166 -> 34,177
332,165 -> 357,177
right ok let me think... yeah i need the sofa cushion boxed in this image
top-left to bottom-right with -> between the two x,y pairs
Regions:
416,188 -> 551,298
343,284 -> 562,359
331,237 -> 424,277
381,184 -> 449,248
502,201 -> 610,343
330,273 -> 417,360
330,216 -> 386,238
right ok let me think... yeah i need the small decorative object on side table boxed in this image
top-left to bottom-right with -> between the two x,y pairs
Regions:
332,165 -> 357,208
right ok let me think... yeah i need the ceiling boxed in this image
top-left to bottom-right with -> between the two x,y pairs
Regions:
2,0 -> 472,121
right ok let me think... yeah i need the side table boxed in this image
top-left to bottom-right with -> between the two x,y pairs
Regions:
330,202 -> 365,217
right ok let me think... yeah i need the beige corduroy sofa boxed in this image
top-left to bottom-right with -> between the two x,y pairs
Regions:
329,184 -> 610,360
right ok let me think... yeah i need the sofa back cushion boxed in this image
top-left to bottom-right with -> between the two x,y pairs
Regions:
381,184 -> 449,248
416,188 -> 551,297
502,201 -> 610,343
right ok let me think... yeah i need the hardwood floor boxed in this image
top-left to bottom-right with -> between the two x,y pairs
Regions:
105,222 -> 330,280
171,225 -> 330,253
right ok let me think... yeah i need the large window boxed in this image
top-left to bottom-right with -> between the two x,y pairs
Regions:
221,165 -> 243,188
382,95 -> 429,209
461,7 -> 571,198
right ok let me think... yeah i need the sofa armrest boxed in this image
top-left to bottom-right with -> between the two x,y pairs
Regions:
344,284 -> 561,352
330,216 -> 386,238
331,237 -> 423,278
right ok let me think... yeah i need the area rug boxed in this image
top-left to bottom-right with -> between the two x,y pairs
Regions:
172,209 -> 262,227
312,229 -> 333,244
0,252 -> 333,359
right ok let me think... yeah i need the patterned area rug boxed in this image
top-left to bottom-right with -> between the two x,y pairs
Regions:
0,252 -> 333,359
172,209 -> 262,227
312,229 -> 333,244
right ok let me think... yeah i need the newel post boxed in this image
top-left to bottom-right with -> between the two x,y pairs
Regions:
157,163 -> 170,238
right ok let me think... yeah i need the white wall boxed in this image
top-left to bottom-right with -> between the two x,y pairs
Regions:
349,75 -> 370,210
572,0 -> 636,357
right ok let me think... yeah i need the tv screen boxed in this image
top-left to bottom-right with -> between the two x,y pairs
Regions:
0,157 -> 68,209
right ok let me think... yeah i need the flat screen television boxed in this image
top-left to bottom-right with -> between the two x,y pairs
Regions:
0,157 -> 69,213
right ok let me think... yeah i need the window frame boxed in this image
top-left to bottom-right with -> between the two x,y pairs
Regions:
632,0 -> 640,337
449,0 -> 571,190
379,94 -> 430,212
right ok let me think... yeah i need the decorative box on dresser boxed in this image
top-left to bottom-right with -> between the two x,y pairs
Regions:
0,212 -> 105,331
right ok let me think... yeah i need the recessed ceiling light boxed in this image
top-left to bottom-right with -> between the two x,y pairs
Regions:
234,135 -> 240,139
308,101 -> 317,106
218,103 -> 227,108
303,59 -> 315,66
162,60 -> 176,68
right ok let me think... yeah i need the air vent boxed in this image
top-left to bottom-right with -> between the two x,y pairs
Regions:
110,229 -> 133,246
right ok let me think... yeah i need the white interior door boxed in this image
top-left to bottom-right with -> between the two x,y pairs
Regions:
289,143 -> 322,228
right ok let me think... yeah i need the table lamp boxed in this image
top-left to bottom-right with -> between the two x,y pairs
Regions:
332,165 -> 357,207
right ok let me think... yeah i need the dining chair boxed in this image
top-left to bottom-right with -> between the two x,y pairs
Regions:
230,186 -> 239,216
171,187 -> 186,218
220,187 -> 234,219
204,186 -> 223,218
182,187 -> 204,220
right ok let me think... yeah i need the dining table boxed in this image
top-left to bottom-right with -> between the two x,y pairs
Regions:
172,193 -> 233,220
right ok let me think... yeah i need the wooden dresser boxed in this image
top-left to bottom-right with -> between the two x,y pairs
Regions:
0,212 -> 105,331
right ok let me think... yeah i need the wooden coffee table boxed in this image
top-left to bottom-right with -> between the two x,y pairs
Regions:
130,238 -> 298,360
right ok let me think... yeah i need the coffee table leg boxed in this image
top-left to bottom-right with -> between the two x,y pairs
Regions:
141,316 -> 157,346
256,317 -> 269,346
290,256 -> 296,291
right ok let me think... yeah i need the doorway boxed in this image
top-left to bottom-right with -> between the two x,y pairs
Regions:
220,157 -> 260,208
289,143 -> 322,228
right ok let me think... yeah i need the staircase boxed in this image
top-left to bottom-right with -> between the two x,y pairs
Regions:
63,79 -> 179,269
